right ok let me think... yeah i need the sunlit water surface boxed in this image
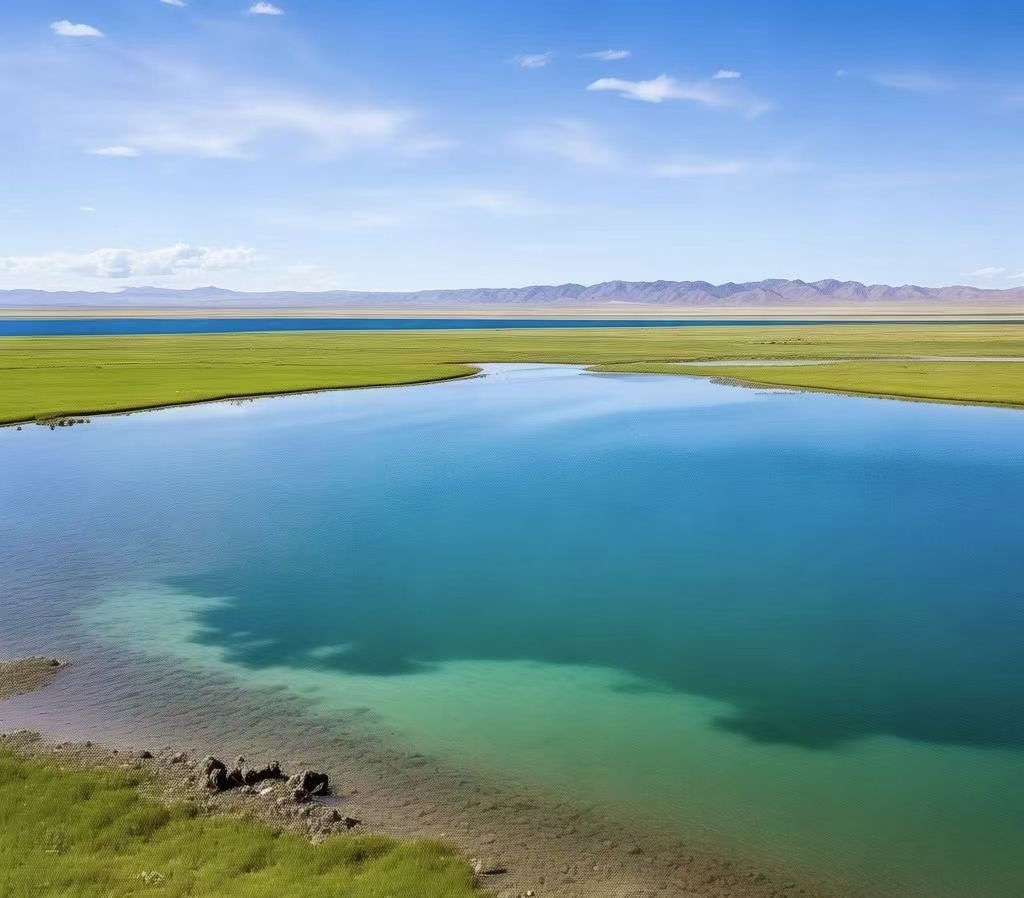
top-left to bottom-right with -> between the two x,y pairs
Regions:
2,365 -> 1023,897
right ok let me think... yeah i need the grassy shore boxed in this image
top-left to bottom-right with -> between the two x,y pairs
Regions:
2,324 -> 1023,424
606,360 -> 1024,408
0,750 -> 477,898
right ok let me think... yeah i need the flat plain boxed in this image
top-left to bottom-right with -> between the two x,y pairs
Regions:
2,324 -> 1024,424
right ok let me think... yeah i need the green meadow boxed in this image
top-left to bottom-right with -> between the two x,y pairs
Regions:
0,751 -> 477,898
2,324 -> 1023,424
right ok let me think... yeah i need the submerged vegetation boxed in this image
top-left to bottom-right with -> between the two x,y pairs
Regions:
0,750 -> 477,898
1,324 -> 1023,424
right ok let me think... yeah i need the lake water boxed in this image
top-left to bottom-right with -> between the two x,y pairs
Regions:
2,365 -> 1023,897
3,317 -> 1023,336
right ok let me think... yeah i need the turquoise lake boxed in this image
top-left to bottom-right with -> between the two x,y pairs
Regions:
2,365 -> 1023,896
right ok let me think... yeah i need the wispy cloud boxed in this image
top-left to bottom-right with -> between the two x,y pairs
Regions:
51,21 -> 104,38
512,52 -> 554,69
160,0 -> 187,7
450,189 -> 551,216
653,155 -> 801,178
248,2 -> 284,15
258,186 -> 552,233
580,50 -> 630,61
0,244 -> 258,279
653,159 -> 750,178
513,120 -> 617,167
870,73 -> 952,93
90,146 -> 141,157
0,44 -> 443,162
79,206 -> 98,213
712,70 -> 741,80
110,97 -> 417,159
586,73 -> 768,114
964,266 -> 1007,278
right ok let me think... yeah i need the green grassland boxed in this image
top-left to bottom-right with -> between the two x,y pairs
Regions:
2,324 -> 1023,424
0,750 -> 477,898
661,360 -> 1024,407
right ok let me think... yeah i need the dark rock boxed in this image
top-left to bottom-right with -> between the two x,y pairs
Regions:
290,770 -> 330,795
202,755 -> 284,793
481,865 -> 508,876
343,816 -> 361,830
226,767 -> 245,789
207,767 -> 229,793
203,757 -> 227,776
292,788 -> 311,803
243,761 -> 283,786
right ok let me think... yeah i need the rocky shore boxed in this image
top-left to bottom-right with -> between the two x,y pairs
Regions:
1,656 -> 845,898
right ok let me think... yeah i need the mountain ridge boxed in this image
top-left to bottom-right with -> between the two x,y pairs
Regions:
2,279 -> 1023,308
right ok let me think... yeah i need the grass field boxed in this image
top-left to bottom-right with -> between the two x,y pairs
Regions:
0,750 -> 477,898
2,324 -> 1023,424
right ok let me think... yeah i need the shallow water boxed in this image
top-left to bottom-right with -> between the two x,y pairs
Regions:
2,365 -> 1023,897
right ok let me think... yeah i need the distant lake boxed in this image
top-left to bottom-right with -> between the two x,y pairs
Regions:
3,316 -> 1024,336
2,366 -> 1023,897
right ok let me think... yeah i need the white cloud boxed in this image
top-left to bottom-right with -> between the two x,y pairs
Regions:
586,73 -> 768,114
653,159 -> 750,178
964,266 -> 1007,278
111,97 -> 415,159
0,244 -> 259,279
160,0 -> 187,7
79,206 -> 97,213
712,69 -> 741,80
1010,271 -> 1024,280
652,155 -> 801,178
249,2 -> 284,14
512,52 -> 554,69
870,73 -> 951,93
580,50 -> 630,61
258,186 -> 551,233
3,44 -> 439,163
51,21 -> 104,38
90,145 -> 141,157
514,120 -> 617,167
451,190 -> 549,216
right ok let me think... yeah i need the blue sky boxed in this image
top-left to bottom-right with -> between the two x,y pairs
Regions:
0,0 -> 1021,292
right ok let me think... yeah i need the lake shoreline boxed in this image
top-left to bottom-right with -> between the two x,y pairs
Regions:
6,326 -> 1024,426
1,654 -> 846,898
7,351 -> 1024,430
0,366 -> 484,428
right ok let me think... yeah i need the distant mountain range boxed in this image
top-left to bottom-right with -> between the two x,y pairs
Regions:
3,279 -> 1024,308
